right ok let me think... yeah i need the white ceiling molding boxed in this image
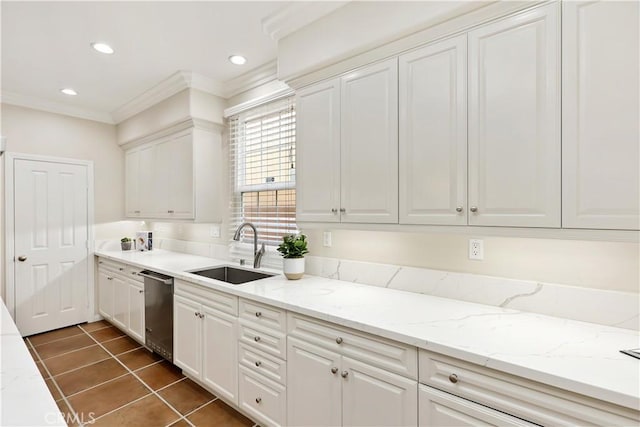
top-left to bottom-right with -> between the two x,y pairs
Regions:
262,2 -> 350,41
224,84 -> 293,118
0,91 -> 115,124
222,60 -> 279,99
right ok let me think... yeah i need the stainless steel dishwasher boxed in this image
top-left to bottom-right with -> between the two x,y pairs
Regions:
139,270 -> 174,362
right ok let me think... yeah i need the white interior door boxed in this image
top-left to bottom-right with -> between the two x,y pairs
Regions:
14,159 -> 89,336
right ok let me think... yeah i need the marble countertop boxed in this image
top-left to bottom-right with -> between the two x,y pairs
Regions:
96,249 -> 640,411
1,299 -> 67,426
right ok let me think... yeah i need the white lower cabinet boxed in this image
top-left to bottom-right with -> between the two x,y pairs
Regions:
112,275 -> 128,330
97,269 -> 114,320
127,280 -> 145,343
173,294 -> 202,378
239,366 -> 287,427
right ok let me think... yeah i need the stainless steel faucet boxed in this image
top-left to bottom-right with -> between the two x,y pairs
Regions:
233,222 -> 265,269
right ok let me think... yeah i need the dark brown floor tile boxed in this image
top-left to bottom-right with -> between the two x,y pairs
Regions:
92,394 -> 180,427
101,335 -> 142,355
80,320 -> 112,332
56,400 -> 80,427
67,374 -> 150,419
45,378 -> 62,401
36,334 -> 96,360
117,347 -> 162,371
136,361 -> 185,390
55,358 -> 127,396
44,345 -> 110,376
158,378 -> 215,415
29,325 -> 84,346
35,361 -> 49,379
188,400 -> 253,427
89,326 -> 126,342
168,420 -> 192,427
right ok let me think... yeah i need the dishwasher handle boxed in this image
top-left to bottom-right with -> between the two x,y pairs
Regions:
138,270 -> 173,284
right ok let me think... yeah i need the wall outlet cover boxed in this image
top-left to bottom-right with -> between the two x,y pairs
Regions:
323,231 -> 332,247
469,239 -> 484,260
210,224 -> 221,238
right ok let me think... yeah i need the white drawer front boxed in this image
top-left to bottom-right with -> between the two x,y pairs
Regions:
98,259 -> 127,276
419,350 -> 639,426
239,320 -> 286,360
239,366 -> 286,427
239,299 -> 286,333
126,267 -> 144,283
239,343 -> 286,385
288,313 -> 417,379
175,279 -> 238,316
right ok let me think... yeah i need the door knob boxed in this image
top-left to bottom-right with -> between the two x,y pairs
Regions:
17,256 -> 27,262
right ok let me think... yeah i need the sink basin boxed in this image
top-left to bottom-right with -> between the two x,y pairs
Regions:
189,266 -> 275,285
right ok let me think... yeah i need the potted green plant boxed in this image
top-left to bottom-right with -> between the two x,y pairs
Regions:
120,237 -> 132,251
277,233 -> 308,280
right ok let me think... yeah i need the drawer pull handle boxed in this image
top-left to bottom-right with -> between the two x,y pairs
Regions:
449,374 -> 459,384
341,371 -> 349,378
335,337 -> 343,344
254,336 -> 261,342
255,361 -> 262,367
255,397 -> 262,404
331,367 -> 338,374
255,312 -> 262,317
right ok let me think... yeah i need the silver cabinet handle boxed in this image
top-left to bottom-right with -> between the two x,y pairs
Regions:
254,336 -> 261,342
255,361 -> 262,367
339,208 -> 346,213
137,271 -> 173,284
331,208 -> 337,213
449,373 -> 459,384
331,367 -> 338,374
255,397 -> 262,404
455,206 -> 463,213
255,312 -> 262,318
470,206 -> 478,213
341,371 -> 349,378
335,337 -> 343,344
17,256 -> 27,262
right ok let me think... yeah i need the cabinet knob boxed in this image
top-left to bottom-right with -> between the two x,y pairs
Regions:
339,208 -> 346,213
255,397 -> 262,404
449,373 -> 459,384
255,312 -> 262,318
335,337 -> 343,344
99,261 -> 103,264
331,208 -> 337,214
139,290 -> 144,294
255,361 -> 262,367
168,210 -> 174,214
341,371 -> 349,378
199,313 -> 204,319
254,336 -> 261,342
119,267 -> 124,271
455,206 -> 463,213
194,312 -> 199,317
107,277 -> 113,281
134,210 -> 141,214
131,272 -> 137,275
470,206 -> 478,213
331,367 -> 338,374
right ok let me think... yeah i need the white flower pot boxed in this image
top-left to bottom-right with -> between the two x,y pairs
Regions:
283,257 -> 305,280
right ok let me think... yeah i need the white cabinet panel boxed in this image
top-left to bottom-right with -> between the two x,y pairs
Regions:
239,366 -> 287,427
202,306 -> 238,404
111,275 -> 128,330
97,270 -> 113,320
341,58 -> 399,224
562,0 -> 640,230
399,34 -> 467,225
296,79 -> 341,223
468,4 -> 560,227
125,150 -> 141,217
128,281 -> 144,343
173,295 -> 202,379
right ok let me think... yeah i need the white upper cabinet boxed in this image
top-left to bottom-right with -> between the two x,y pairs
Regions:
341,58 -> 399,224
295,79 -> 341,223
562,1 -> 640,230
399,34 -> 467,225
468,3 -> 561,227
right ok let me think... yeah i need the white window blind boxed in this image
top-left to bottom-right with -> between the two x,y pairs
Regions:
229,96 -> 297,267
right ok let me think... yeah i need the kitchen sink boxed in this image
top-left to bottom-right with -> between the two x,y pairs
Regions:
189,266 -> 275,285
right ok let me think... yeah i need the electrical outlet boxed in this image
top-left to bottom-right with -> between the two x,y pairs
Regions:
210,224 -> 221,238
469,239 -> 484,260
323,231 -> 332,247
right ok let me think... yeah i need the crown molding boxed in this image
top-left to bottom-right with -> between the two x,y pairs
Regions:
222,60 -> 279,99
120,117 -> 224,149
262,1 -> 350,41
0,91 -> 115,124
224,84 -> 293,118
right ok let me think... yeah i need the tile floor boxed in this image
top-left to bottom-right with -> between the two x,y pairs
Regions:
26,320 -> 256,427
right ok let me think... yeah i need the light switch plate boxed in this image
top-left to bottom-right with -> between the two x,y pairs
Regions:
323,231 -> 332,247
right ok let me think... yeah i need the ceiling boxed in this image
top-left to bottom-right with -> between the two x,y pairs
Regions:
1,1 -> 290,121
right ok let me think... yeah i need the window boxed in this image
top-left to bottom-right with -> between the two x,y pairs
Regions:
229,97 -> 297,265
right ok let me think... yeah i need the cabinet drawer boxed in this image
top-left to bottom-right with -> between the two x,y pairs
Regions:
238,366 -> 286,427
239,299 -> 286,333
239,320 -> 286,360
239,343 -> 286,385
98,259 -> 127,276
288,313 -> 417,379
175,279 -> 238,316
419,350 -> 639,426
126,266 -> 144,284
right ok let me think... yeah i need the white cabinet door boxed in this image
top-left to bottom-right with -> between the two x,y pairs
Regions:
97,270 -> 113,320
562,1 -> 640,230
125,150 -> 141,217
341,58 -> 399,224
160,134 -> 194,219
419,385 -> 535,427
287,337 -> 342,427
137,144 -> 159,217
173,295 -> 202,379
342,356 -> 417,427
296,79 -> 341,223
468,4 -> 560,227
128,281 -> 144,343
111,275 -> 128,330
399,34 -> 467,225
202,305 -> 238,404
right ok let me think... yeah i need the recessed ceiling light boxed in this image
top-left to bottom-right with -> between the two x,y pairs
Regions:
229,55 -> 247,65
91,42 -> 114,55
60,88 -> 78,96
